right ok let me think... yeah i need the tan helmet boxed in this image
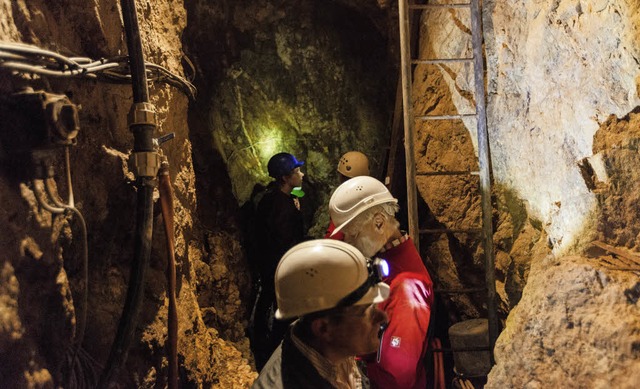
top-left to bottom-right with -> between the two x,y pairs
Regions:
274,239 -> 390,319
337,151 -> 370,178
329,176 -> 398,236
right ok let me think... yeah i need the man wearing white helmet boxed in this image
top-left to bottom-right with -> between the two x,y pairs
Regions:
328,176 -> 434,389
252,239 -> 389,389
325,151 -> 371,240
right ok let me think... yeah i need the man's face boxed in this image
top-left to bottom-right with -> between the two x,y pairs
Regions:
326,303 -> 388,357
343,218 -> 387,257
284,167 -> 304,188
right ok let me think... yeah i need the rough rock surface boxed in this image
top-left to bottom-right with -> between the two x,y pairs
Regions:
0,0 -> 256,387
483,0 -> 640,254
487,254 -> 640,389
192,0 -> 395,239
410,1 -> 640,385
482,2 -> 640,386
413,2 -> 553,321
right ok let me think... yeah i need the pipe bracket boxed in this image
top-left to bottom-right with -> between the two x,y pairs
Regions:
129,151 -> 161,178
128,102 -> 157,127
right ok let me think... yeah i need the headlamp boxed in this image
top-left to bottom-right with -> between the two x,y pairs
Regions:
373,257 -> 389,279
335,257 -> 390,309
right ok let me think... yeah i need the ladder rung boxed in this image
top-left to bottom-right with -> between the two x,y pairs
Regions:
410,4 -> 471,10
411,58 -> 473,65
417,170 -> 479,176
416,114 -> 476,120
419,228 -> 482,234
434,287 -> 486,294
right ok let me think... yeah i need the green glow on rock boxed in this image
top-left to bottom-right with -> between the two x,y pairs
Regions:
257,128 -> 283,164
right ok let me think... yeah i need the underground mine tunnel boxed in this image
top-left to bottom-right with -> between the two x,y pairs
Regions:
1,0 -> 639,388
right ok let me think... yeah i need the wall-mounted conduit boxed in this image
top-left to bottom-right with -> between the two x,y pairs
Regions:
97,0 -> 159,387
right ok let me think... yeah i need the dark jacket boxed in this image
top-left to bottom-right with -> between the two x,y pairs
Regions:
256,185 -> 304,291
252,331 -> 336,389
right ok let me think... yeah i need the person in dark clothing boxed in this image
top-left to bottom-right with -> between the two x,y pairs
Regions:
251,152 -> 306,370
252,239 -> 389,389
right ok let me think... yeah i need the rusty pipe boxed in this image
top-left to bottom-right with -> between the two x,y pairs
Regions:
158,160 -> 178,389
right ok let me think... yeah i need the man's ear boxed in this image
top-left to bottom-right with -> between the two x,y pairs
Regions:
373,212 -> 386,232
310,317 -> 333,342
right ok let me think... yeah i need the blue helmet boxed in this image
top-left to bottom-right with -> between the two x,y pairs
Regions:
267,152 -> 304,178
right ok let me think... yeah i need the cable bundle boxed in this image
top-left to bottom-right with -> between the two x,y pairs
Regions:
0,41 -> 196,100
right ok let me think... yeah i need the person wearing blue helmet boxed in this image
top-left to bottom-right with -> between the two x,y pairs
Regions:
251,152 -> 307,370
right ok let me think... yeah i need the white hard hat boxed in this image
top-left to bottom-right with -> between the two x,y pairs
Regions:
337,151 -> 370,178
329,176 -> 398,236
274,239 -> 390,320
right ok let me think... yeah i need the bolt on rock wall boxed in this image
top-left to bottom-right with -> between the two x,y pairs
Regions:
0,0 -> 256,387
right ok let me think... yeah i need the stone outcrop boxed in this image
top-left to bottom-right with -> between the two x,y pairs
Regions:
0,0 -> 256,387
409,1 -> 640,386
487,253 -> 640,388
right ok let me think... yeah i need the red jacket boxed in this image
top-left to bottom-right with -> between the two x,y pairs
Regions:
367,236 -> 434,389
324,218 -> 345,241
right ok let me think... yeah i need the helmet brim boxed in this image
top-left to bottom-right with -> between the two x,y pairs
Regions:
355,281 -> 390,306
274,282 -> 389,320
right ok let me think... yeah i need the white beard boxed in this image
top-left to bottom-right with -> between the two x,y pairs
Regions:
350,230 -> 386,257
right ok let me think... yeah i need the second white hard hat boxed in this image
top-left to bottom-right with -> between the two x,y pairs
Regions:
274,239 -> 389,320
329,176 -> 398,236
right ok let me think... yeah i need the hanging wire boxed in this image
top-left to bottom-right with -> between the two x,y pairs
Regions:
0,42 -> 197,100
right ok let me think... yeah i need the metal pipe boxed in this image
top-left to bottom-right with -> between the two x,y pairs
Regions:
470,0 -> 499,363
158,160 -> 178,389
120,0 -> 154,153
44,178 -> 88,347
33,179 -> 66,214
99,184 -> 155,388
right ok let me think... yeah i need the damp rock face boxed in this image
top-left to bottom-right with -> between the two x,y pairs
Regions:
0,0 -> 256,387
185,0 -> 395,240
487,254 -> 640,388
482,0 -> 640,254
408,1 -> 640,385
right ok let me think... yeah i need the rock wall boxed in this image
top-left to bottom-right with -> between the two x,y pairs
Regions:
487,253 -> 640,389
0,0 -> 256,387
410,0 -> 640,385
483,0 -> 640,254
187,0 -> 395,239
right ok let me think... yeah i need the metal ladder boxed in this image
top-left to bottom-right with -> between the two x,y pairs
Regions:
395,0 -> 499,361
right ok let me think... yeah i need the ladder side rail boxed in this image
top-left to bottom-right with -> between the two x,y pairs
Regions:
385,77 -> 404,188
398,0 -> 420,251
387,1 -> 420,192
470,0 -> 498,363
